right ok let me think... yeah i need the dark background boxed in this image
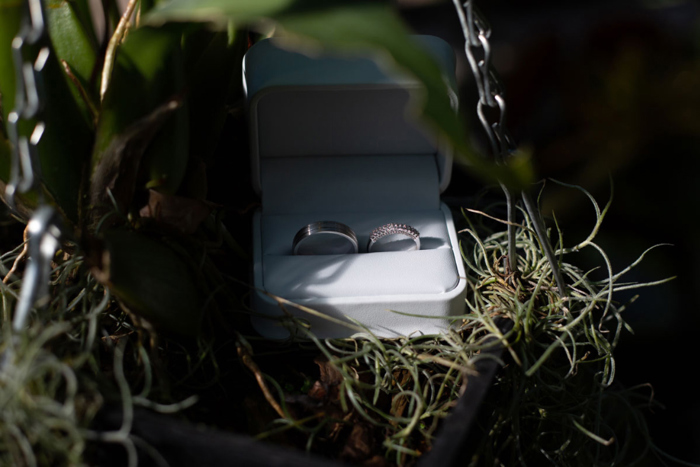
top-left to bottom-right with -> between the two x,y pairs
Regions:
399,0 -> 700,464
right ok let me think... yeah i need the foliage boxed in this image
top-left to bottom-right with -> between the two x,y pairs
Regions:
0,182 -> 677,465
0,0 -> 680,465
248,184 -> 674,465
0,243 -> 201,466
455,186 -> 671,465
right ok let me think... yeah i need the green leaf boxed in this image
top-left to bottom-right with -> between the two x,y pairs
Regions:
1,0 -> 99,124
66,0 -> 98,44
147,0 -> 294,25
98,229 -> 204,336
46,0 -> 100,123
93,26 -> 189,200
33,51 -> 93,224
273,4 -> 530,189
146,0 -> 533,189
0,0 -> 22,125
46,0 -> 98,78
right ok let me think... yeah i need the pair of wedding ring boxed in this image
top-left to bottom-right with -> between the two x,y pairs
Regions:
292,221 -> 420,255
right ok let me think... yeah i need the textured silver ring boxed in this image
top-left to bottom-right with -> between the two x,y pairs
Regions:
367,223 -> 420,253
292,221 -> 358,255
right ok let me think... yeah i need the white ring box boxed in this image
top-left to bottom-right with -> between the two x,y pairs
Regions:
244,36 -> 467,338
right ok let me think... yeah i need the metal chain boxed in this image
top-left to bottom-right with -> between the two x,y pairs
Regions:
453,0 -> 566,295
5,0 -> 50,208
3,0 -> 64,332
12,206 -> 63,331
454,0 -> 516,163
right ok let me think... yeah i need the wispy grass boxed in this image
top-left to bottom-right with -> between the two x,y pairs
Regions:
249,182 -> 676,466
0,241 -> 197,466
0,251 -> 103,466
0,182 -> 680,466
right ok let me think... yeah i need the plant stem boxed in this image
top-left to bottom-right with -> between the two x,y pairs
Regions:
100,0 -> 139,101
501,183 -> 518,275
521,190 -> 567,297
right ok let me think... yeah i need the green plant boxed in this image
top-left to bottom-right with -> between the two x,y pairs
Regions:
0,0 -> 683,465
246,183 -> 675,465
0,1 -> 529,463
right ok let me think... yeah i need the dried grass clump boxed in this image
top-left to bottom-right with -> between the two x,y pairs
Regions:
0,183 -> 677,466
0,248 -> 197,466
252,183 -> 673,466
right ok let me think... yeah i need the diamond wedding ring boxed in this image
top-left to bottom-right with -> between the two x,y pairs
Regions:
292,221 -> 359,255
367,223 -> 420,253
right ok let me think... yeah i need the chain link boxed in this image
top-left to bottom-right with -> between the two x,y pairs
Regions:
12,206 -> 63,331
3,0 -> 65,332
454,0 -> 516,163
453,0 -> 567,295
5,0 -> 50,209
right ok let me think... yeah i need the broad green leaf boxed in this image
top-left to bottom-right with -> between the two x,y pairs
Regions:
147,0 -> 293,25
93,26 -> 189,201
46,0 -> 99,124
46,0 -> 98,76
147,0 -> 533,189
65,0 -> 98,44
31,47 -> 93,225
98,229 -> 204,336
274,4 -> 530,189
0,0 -> 22,125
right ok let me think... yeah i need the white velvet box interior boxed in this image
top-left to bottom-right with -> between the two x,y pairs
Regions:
257,154 -> 462,306
262,211 -> 458,299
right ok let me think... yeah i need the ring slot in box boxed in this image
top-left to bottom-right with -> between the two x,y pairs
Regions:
244,36 -> 467,338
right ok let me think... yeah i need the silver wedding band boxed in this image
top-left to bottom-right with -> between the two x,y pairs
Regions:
367,223 -> 420,253
293,221 -> 358,255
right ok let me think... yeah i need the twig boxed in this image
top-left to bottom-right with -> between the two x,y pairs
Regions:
501,184 -> 519,275
464,208 -> 527,229
521,190 -> 567,297
236,340 -> 288,419
60,60 -> 98,124
3,225 -> 29,285
100,0 -> 139,101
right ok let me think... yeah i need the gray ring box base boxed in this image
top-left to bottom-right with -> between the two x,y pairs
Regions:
244,36 -> 467,338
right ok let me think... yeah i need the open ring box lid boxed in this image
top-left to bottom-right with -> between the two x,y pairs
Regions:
244,35 -> 467,338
